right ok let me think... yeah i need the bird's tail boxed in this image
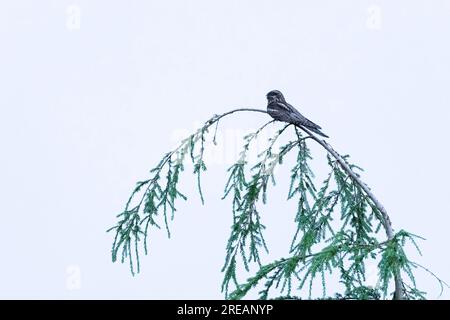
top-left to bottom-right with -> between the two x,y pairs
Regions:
310,127 -> 329,138
294,123 -> 329,138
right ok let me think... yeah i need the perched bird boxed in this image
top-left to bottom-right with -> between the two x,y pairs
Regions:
266,90 -> 329,138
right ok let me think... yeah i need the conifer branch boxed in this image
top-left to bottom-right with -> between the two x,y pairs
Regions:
220,109 -> 405,299
296,126 -> 404,299
108,108 -> 268,276
110,107 -> 445,300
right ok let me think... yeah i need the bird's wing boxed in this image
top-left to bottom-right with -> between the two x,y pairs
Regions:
287,103 -> 323,130
273,101 -> 291,112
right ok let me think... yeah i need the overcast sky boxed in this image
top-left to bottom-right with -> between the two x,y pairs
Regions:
1,0 -> 449,299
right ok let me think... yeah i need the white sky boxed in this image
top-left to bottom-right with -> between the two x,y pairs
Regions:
0,0 -> 449,299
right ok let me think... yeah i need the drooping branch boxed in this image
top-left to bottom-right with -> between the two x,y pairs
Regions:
110,107 -> 407,298
210,108 -> 403,299
108,108 -> 270,275
297,127 -> 403,300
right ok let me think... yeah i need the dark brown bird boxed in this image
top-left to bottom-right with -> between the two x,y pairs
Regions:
266,90 -> 329,138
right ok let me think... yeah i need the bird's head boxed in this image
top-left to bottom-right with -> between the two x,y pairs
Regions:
266,90 -> 285,104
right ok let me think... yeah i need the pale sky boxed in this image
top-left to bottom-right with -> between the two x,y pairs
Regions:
0,0 -> 449,299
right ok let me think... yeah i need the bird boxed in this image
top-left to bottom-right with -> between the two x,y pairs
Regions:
266,90 -> 329,138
